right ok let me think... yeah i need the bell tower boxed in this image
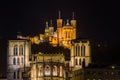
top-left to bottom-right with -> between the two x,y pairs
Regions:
57,11 -> 63,45
45,21 -> 49,37
71,12 -> 76,39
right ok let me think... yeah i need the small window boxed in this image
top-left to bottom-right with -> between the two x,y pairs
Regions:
40,66 -> 43,76
45,65 -> 50,75
78,45 -> 80,56
17,71 -> 19,79
79,58 -> 81,65
76,44 -> 78,56
21,57 -> 23,64
75,59 -> 78,65
19,45 -> 23,55
14,45 -> 18,56
13,72 -> 16,79
17,58 -> 19,65
13,58 -> 16,65
81,44 -> 85,56
53,66 -> 57,76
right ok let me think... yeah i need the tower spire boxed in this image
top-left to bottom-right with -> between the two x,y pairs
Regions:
72,12 -> 75,20
66,19 -> 70,25
58,10 -> 61,19
46,21 -> 48,28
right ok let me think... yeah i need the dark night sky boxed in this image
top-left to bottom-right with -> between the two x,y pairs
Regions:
0,0 -> 120,75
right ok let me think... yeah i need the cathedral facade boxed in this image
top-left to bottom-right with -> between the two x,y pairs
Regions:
7,12 -> 91,80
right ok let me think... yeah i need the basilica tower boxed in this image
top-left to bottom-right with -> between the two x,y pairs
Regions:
61,12 -> 77,48
71,12 -> 77,39
57,11 -> 63,45
44,21 -> 49,42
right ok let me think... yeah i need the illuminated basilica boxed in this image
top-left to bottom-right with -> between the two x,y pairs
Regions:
17,11 -> 76,49
7,12 -> 91,80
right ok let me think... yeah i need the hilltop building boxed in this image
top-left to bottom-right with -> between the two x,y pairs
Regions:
17,11 -> 76,49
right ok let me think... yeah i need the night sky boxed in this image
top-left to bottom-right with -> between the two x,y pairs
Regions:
0,0 -> 120,76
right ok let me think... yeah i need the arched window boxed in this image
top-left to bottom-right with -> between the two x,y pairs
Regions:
76,44 -> 78,56
40,66 -> 43,76
14,45 -> 18,56
65,32 -> 67,38
78,45 -> 80,56
53,66 -> 57,76
19,45 -> 23,55
82,58 -> 86,67
13,72 -> 16,79
13,58 -> 16,65
17,70 -> 19,79
60,66 -> 63,77
79,58 -> 81,65
67,32 -> 68,38
75,59 -> 78,65
68,32 -> 70,38
17,58 -> 19,65
81,44 -> 85,56
74,45 -> 76,56
21,57 -> 23,64
45,65 -> 50,75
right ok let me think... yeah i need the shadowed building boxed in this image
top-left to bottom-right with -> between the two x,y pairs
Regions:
72,65 -> 120,80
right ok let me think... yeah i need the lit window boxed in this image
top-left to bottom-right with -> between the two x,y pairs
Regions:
45,65 -> 50,75
53,66 -> 57,76
60,66 -> 63,77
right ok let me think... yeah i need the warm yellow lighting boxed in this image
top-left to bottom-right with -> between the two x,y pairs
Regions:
112,65 -> 115,69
